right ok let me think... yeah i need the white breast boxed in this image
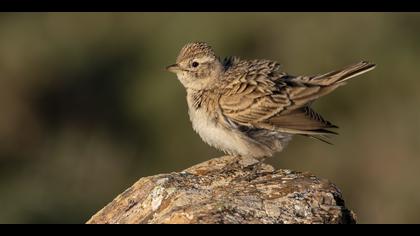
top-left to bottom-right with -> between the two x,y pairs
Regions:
188,106 -> 248,156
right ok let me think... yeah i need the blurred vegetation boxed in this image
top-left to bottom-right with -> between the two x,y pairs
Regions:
0,13 -> 419,223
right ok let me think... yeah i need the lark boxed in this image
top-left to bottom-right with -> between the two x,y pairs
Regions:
166,42 -> 375,160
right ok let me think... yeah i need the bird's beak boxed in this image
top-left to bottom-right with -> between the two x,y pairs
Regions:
166,64 -> 180,73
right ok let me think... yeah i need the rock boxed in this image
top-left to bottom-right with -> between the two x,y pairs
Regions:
86,155 -> 356,224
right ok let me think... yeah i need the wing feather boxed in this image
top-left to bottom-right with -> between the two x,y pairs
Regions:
219,60 -> 374,136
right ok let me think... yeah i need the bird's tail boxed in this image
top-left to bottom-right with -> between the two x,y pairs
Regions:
307,61 -> 376,86
276,61 -> 376,144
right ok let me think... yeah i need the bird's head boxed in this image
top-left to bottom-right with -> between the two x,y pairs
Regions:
166,42 -> 223,90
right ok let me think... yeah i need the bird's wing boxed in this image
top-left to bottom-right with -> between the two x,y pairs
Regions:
219,59 -> 349,135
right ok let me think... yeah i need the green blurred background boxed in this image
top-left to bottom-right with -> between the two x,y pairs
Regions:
0,13 -> 419,224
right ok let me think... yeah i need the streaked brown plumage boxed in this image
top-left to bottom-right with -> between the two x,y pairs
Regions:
166,42 -> 375,159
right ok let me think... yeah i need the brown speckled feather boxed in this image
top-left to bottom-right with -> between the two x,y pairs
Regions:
219,59 -> 375,136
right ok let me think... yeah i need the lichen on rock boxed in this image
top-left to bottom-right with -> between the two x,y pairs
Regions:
86,155 -> 356,224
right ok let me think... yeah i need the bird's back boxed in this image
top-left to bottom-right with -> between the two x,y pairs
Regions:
218,57 -> 375,143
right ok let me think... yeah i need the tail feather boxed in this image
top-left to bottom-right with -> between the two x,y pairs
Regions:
305,134 -> 334,145
310,61 -> 376,86
284,61 -> 376,108
269,61 -> 375,144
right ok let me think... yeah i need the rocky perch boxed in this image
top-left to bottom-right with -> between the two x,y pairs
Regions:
86,155 -> 356,224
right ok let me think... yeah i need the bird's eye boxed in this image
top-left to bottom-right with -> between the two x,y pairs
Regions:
192,61 -> 199,68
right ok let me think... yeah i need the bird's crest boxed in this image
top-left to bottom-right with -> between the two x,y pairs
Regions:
176,42 -> 217,63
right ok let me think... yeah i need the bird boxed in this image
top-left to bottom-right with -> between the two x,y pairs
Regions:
166,42 -> 375,160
